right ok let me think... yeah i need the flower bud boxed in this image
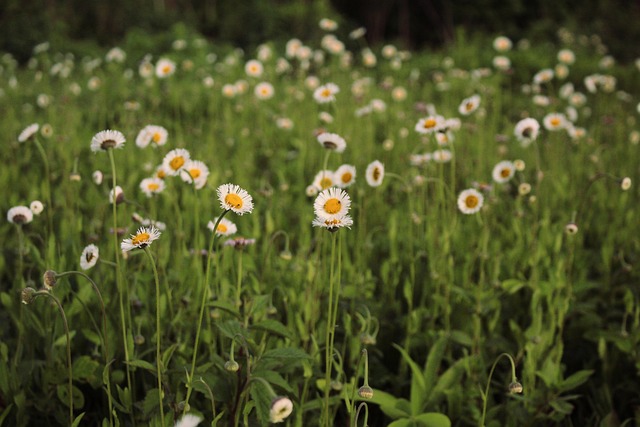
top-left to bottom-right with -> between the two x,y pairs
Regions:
21,287 -> 37,304
509,381 -> 523,394
357,385 -> 374,399
224,360 -> 240,372
43,270 -> 57,290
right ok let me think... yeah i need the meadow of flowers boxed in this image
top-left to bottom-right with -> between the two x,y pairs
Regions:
1,21 -> 640,427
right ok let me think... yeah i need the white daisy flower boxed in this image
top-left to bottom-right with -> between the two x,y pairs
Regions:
217,183 -> 254,215
80,244 -> 99,270
121,226 -> 161,252
457,189 -> 484,214
313,187 -> 351,220
317,132 -> 346,152
365,160 -> 385,187
207,217 -> 237,237
162,148 -> 191,176
7,206 -> 33,224
492,160 -> 516,183
91,129 -> 126,152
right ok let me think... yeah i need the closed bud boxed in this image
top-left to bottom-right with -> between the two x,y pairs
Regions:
21,287 -> 37,304
358,385 -> 374,399
43,270 -> 57,290
134,335 -> 145,345
225,360 -> 240,372
620,177 -> 631,191
509,381 -> 523,394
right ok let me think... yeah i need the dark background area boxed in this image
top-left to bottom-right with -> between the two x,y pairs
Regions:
1,0 -> 640,63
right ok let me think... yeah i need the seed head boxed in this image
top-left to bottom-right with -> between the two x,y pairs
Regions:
43,270 -> 57,290
21,287 -> 37,304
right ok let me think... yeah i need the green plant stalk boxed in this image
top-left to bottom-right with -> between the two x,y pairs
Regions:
236,250 -> 244,310
144,247 -> 165,427
479,352 -> 518,427
35,290 -> 73,425
183,211 -> 229,413
108,148 -> 134,424
322,232 -> 338,427
33,136 -> 54,243
56,270 -> 113,425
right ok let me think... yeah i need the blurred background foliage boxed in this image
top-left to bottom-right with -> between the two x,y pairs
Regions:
1,0 -> 639,63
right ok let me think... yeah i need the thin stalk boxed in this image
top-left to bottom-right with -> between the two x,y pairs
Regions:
55,270 -> 113,426
33,137 -> 54,241
35,290 -> 73,425
144,247 -> 165,427
183,210 -> 230,413
322,232 -> 337,427
108,148 -> 134,423
479,353 -> 519,427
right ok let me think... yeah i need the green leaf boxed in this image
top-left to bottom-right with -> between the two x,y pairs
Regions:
501,279 -> 525,294
216,320 -> 245,340
449,330 -> 472,347
249,379 -> 272,425
53,330 -> 76,347
81,329 -> 102,346
388,420 -> 413,427
392,344 -> 426,416
426,356 -> 472,408
71,412 -> 86,427
142,388 -> 161,416
116,385 -> 132,413
0,404 -> 13,426
557,370 -> 594,393
73,355 -> 100,382
415,412 -> 451,427
251,319 -> 292,339
252,370 -> 294,394
549,399 -> 574,415
367,389 -> 411,419
57,384 -> 85,409
423,335 -> 448,392
125,359 -> 157,374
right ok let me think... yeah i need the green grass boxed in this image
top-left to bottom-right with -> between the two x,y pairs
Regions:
1,25 -> 639,427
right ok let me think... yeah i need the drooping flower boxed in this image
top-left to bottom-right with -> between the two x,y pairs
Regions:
121,226 -> 161,252
80,244 -> 99,270
365,160 -> 385,187
312,214 -> 353,230
269,397 -> 293,423
217,183 -> 254,215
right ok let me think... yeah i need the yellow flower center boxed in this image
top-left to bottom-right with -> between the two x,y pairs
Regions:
157,169 -> 166,179
319,177 -> 333,189
132,232 -> 150,246
148,183 -> 160,191
218,224 -> 228,233
550,117 -> 560,127
189,169 -> 201,179
465,195 -> 479,208
500,168 -> 512,178
341,172 -> 352,183
169,156 -> 185,171
321,88 -> 331,98
152,132 -> 162,143
372,167 -> 381,181
162,65 -> 172,74
225,193 -> 243,209
424,118 -> 436,129
465,102 -> 474,111
324,198 -> 341,214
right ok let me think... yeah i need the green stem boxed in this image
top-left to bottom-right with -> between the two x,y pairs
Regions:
55,270 -> 113,425
236,250 -> 244,309
479,353 -> 518,427
35,290 -> 73,425
144,247 -> 165,427
108,148 -> 134,424
183,210 -> 230,413
33,137 -> 53,242
322,232 -> 337,427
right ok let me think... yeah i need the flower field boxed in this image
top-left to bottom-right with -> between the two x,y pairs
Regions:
1,22 -> 640,427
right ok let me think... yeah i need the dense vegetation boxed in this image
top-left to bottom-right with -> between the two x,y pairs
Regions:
1,16 -> 640,427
